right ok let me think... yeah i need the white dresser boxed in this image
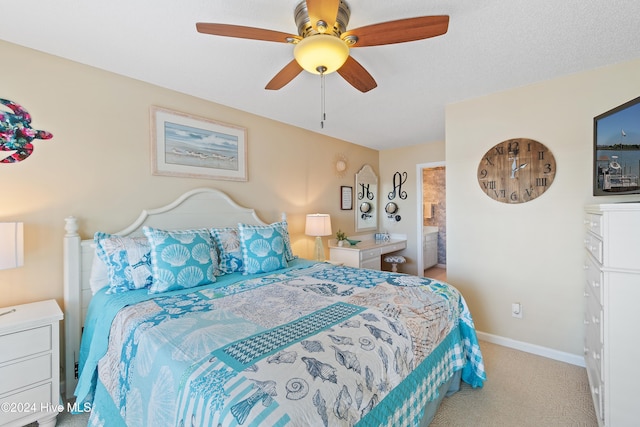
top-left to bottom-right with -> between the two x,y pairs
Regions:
583,203 -> 640,426
329,239 -> 407,270
0,300 -> 63,427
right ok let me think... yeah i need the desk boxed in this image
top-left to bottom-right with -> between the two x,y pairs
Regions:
329,239 -> 407,270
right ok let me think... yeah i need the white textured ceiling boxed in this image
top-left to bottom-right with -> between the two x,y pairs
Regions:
2,0 -> 640,150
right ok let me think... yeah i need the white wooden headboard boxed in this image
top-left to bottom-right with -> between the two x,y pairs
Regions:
62,187 -> 275,398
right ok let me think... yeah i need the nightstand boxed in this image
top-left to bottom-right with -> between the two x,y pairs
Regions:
0,300 -> 63,427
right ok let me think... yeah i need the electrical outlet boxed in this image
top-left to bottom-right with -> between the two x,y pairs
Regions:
512,302 -> 522,318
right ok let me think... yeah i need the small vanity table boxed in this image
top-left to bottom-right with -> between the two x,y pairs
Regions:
329,238 -> 407,270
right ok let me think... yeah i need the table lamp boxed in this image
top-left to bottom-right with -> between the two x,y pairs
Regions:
305,214 -> 332,262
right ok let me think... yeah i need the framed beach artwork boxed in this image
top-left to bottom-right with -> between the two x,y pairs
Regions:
151,107 -> 247,181
593,95 -> 640,196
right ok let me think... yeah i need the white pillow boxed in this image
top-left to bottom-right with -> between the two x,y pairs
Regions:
89,248 -> 109,294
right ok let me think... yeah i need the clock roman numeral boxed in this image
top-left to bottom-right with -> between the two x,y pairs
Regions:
482,181 -> 496,190
536,177 -> 547,187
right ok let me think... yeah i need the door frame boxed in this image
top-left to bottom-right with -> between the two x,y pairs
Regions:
415,161 -> 445,277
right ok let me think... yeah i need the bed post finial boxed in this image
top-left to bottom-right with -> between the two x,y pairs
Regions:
281,212 -> 287,222
65,216 -> 79,236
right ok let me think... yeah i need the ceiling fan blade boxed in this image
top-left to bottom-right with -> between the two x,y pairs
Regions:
306,0 -> 340,32
265,60 -> 304,90
196,23 -> 298,43
337,56 -> 377,93
343,15 -> 449,47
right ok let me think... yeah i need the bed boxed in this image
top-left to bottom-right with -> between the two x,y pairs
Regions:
63,187 -> 485,426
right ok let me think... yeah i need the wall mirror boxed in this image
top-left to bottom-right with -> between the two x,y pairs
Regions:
355,164 -> 378,232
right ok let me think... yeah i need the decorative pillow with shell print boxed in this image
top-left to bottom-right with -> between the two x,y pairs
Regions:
143,227 -> 216,294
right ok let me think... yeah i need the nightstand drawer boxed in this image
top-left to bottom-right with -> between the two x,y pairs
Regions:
0,325 -> 52,364
0,382 -> 52,425
0,353 -> 52,395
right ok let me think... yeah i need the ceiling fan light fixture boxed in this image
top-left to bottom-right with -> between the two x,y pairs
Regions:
293,34 -> 349,75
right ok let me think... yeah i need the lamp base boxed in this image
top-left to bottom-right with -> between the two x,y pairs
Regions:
313,236 -> 325,262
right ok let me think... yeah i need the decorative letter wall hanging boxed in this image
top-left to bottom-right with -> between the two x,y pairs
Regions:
388,171 -> 408,200
0,99 -> 53,163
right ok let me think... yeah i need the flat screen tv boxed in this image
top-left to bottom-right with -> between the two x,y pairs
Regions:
594,95 -> 640,196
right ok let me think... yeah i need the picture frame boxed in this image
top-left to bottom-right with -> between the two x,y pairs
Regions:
593,95 -> 640,195
151,106 -> 247,181
341,186 -> 353,210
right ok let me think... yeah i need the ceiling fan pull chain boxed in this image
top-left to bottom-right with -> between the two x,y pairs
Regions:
318,65 -> 327,129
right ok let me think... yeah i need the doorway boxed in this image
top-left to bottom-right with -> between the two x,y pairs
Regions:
416,162 -> 446,279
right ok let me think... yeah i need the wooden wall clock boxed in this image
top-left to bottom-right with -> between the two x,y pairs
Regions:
477,138 -> 556,203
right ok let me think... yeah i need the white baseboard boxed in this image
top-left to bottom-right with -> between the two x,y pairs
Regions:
476,331 -> 586,367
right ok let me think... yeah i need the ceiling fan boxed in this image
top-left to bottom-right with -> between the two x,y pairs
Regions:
196,0 -> 449,93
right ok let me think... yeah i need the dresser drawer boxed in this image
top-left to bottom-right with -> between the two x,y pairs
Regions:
584,213 -> 603,237
584,255 -> 604,304
585,289 -> 604,349
584,356 -> 604,424
0,353 -> 52,395
584,233 -> 603,264
0,325 -> 52,364
381,241 -> 406,254
361,257 -> 381,270
360,247 -> 381,261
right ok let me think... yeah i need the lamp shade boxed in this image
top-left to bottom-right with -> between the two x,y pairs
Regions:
0,222 -> 24,270
305,214 -> 332,237
294,34 -> 349,74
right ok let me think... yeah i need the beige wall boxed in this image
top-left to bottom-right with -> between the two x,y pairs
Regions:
4,38 -> 640,361
446,58 -> 640,356
379,142 -> 446,274
0,40 -> 378,308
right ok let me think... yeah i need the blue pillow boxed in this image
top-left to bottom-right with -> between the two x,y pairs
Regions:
143,227 -> 216,294
238,223 -> 288,274
94,232 -> 152,294
210,227 -> 244,274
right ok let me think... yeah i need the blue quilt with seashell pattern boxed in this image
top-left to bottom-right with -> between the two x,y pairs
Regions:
76,260 -> 485,426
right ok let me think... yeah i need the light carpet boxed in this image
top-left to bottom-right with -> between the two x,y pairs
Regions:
431,340 -> 598,427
